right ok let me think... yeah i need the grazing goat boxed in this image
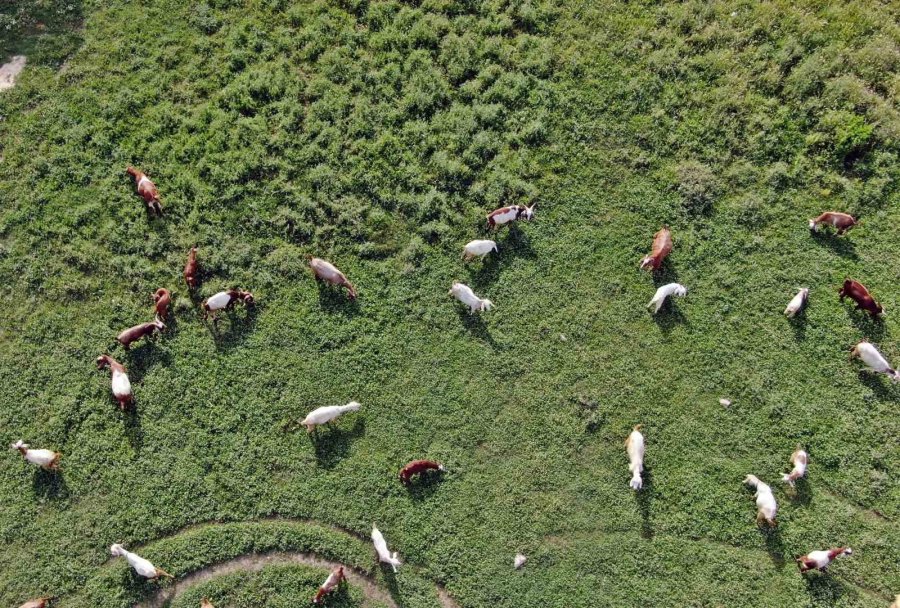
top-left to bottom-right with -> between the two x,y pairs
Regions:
309,257 -> 357,300
463,239 -> 498,261
449,281 -> 493,314
126,167 -> 162,216
640,227 -> 673,272
11,440 -> 60,470
797,547 -> 853,573
371,525 -> 401,572
152,288 -> 171,319
184,247 -> 199,290
850,341 -> 899,380
18,599 -> 52,608
625,425 -> 645,490
784,288 -> 809,318
487,204 -> 535,228
117,319 -> 164,350
839,279 -> 884,318
399,459 -> 445,485
647,283 -> 686,314
808,212 -> 857,235
201,601 -> 214,608
202,289 -> 254,324
890,594 -> 900,608
313,566 -> 346,604
300,401 -> 361,433
96,355 -> 133,410
514,554 -> 527,569
743,475 -> 777,527
110,544 -> 173,580
782,447 -> 808,487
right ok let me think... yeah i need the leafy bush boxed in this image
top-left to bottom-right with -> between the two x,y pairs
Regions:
674,160 -> 719,215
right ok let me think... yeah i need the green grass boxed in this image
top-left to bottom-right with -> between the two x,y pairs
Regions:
0,0 -> 898,607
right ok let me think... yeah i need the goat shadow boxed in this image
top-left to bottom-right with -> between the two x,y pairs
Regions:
316,283 -> 359,316
810,231 -> 858,260
121,405 -> 144,452
122,341 -> 172,382
650,301 -> 690,336
788,477 -> 813,507
32,468 -> 69,501
804,571 -> 850,604
380,565 -> 404,607
847,311 -> 887,343
468,228 -> 537,291
309,418 -> 366,469
760,525 -> 786,569
404,471 -> 446,502
455,307 -> 500,350
635,466 -> 654,539
650,259 -> 679,287
858,371 -> 899,402
207,306 -> 260,351
788,312 -> 807,342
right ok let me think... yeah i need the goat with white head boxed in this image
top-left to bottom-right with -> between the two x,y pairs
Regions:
743,475 -> 777,527
647,283 -> 687,314
371,525 -> 401,572
850,341 -> 899,380
784,288 -> 809,318
449,281 -> 494,314
110,544 -> 173,580
782,447 -> 808,487
10,440 -> 60,470
300,401 -> 361,433
625,425 -> 645,490
462,240 -> 498,261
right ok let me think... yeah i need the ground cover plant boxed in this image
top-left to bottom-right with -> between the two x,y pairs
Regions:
0,0 -> 898,607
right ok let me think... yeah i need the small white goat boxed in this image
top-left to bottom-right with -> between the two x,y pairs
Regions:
514,553 -> 527,569
300,401 -> 361,433
625,425 -> 645,490
647,283 -> 686,314
371,525 -> 401,572
850,341 -> 899,380
784,288 -> 809,318
462,240 -> 498,261
110,544 -> 173,580
744,475 -> 777,527
10,440 -> 60,470
782,447 -> 808,487
449,281 -> 493,314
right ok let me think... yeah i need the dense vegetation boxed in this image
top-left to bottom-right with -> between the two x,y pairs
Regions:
0,1 -> 897,607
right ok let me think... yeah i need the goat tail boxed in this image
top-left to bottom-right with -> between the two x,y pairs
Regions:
156,567 -> 175,579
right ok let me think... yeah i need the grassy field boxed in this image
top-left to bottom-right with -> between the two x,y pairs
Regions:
0,1 -> 898,607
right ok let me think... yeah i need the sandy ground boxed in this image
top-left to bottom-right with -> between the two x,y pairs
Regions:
0,55 -> 27,91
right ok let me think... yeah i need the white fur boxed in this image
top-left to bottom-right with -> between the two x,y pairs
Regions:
371,525 -> 401,572
647,283 -> 687,314
463,240 -> 498,260
744,475 -> 777,524
803,548 -> 852,569
626,428 -> 645,490
782,449 -> 808,487
11,441 -> 56,468
784,288 -> 809,317
853,342 -> 899,379
137,176 -> 151,189
449,282 -> 494,314
110,544 -> 161,579
205,291 -> 233,311
301,402 -> 361,431
111,369 -> 132,399
514,553 -> 527,569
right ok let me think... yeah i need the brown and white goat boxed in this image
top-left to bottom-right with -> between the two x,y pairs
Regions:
11,440 -> 60,470
18,598 -> 53,608
399,459 -> 446,485
202,289 -> 254,324
797,547 -> 853,573
110,544 -> 174,580
744,475 -> 777,527
126,167 -> 162,216
640,227 -> 672,271
839,279 -> 884,318
200,600 -> 214,608
487,204 -> 535,228
96,355 -> 133,410
808,212 -> 857,235
313,566 -> 346,604
309,257 -> 357,300
184,247 -> 199,290
117,319 -> 165,350
782,447 -> 808,487
152,288 -> 171,319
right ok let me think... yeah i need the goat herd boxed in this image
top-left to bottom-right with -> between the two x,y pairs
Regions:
9,171 -> 899,607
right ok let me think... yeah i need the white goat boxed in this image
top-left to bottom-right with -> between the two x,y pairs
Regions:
10,440 -> 60,470
463,240 -> 498,261
647,283 -> 687,314
743,475 -> 777,527
625,425 -> 645,490
371,525 -> 401,572
850,341 -> 899,380
449,282 -> 493,314
514,553 -> 527,569
300,401 -> 361,433
110,544 -> 173,580
784,288 -> 809,317
782,447 -> 808,487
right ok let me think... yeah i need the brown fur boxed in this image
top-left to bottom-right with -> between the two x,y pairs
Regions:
201,289 -> 254,324
810,211 -> 857,235
309,257 -> 357,300
838,279 -> 883,318
399,459 -> 445,485
640,227 -> 672,271
18,598 -> 53,608
184,247 -> 199,290
126,167 -> 162,216
152,288 -> 171,319
312,566 -> 346,604
117,319 -> 164,349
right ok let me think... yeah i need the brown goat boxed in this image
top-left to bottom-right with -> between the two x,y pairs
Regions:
126,167 -> 162,216
640,226 -> 673,271
18,598 -> 53,608
152,288 -> 171,319
310,257 -> 357,300
312,566 -> 346,604
809,212 -> 857,235
399,459 -> 446,485
184,247 -> 199,290
117,319 -> 165,350
839,279 -> 884,318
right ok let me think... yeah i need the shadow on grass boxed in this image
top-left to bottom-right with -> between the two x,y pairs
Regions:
32,468 -> 69,501
810,231 -> 858,260
455,307 -> 500,350
847,311 -> 887,343
309,418 -> 366,469
650,302 -> 690,336
380,565 -> 404,608
804,571 -> 849,603
208,305 -> 259,351
121,405 -> 143,452
635,466 -> 654,540
858,372 -> 900,401
760,525 -> 786,570
124,341 -> 172,382
404,471 -> 445,502
789,477 -> 813,507
651,259 -> 679,287
317,283 -> 359,316
788,313 -> 807,342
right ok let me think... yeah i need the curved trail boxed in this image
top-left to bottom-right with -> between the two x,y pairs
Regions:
135,551 -> 397,608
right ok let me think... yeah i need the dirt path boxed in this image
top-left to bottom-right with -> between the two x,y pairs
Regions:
0,56 -> 27,91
